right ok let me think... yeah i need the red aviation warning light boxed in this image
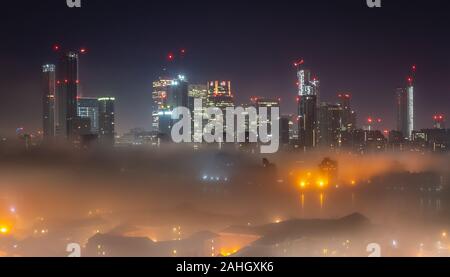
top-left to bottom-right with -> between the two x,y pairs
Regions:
367,117 -> 373,124
80,48 -> 87,54
434,114 -> 445,120
52,44 -> 61,52
167,53 -> 175,61
407,76 -> 413,86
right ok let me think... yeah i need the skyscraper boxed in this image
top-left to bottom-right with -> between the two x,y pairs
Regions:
98,97 -> 115,145
152,77 -> 175,132
77,97 -> 99,134
337,93 -> 356,131
42,64 -> 56,140
207,81 -> 235,138
253,97 -> 280,134
188,84 -> 208,142
396,67 -> 415,139
318,103 -> 342,149
296,62 -> 319,148
167,75 -> 189,109
56,51 -> 80,140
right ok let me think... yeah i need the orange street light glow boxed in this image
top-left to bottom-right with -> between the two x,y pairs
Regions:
0,226 -> 9,234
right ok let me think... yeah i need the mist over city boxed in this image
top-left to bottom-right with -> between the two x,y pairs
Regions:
1,0 -> 450,259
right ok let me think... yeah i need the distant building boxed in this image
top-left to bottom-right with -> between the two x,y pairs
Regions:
98,97 -> 115,145
207,81 -> 235,111
318,103 -> 342,149
206,81 -> 235,138
188,84 -> 208,111
396,74 -> 415,139
296,64 -> 319,149
433,114 -> 445,129
77,97 -> 99,134
167,75 -> 189,109
337,93 -> 356,131
116,128 -> 158,146
42,64 -> 56,140
279,116 -> 291,145
56,51 -> 80,140
412,129 -> 450,152
341,129 -> 387,154
298,95 -> 318,148
253,97 -> 280,135
152,77 -> 175,132
189,84 -> 208,143
152,75 -> 188,139
387,130 -> 405,152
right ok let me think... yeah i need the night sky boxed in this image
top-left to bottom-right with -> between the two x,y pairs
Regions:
1,0 -> 449,135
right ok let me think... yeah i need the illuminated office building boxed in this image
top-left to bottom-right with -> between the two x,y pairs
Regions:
77,97 -> 99,134
296,65 -> 319,148
152,78 -> 175,131
98,97 -> 115,145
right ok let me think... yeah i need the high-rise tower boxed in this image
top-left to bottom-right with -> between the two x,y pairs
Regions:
42,64 -> 56,140
56,51 -> 80,140
295,60 -> 319,148
98,97 -> 115,145
396,66 -> 416,139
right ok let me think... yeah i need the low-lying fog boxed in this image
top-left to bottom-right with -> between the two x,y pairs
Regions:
0,144 -> 449,257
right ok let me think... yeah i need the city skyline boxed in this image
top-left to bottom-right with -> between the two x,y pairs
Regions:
2,0 -> 450,261
1,0 -> 449,136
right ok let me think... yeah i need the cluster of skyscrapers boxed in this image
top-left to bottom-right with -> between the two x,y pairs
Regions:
145,60 -> 449,153
42,48 -> 115,147
39,51 -> 448,153
151,74 -> 285,146
294,62 -> 449,153
295,61 -> 357,150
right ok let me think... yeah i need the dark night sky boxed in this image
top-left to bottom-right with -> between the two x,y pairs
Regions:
0,0 -> 449,135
